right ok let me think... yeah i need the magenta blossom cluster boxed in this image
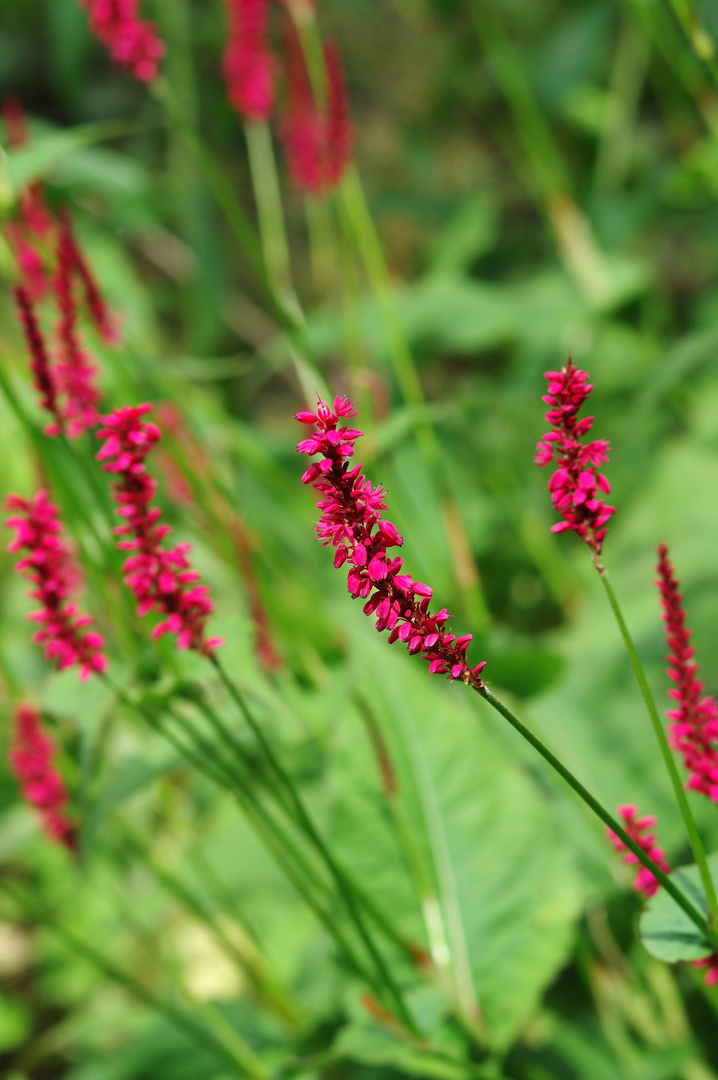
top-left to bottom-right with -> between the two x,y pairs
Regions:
96,405 -> 223,655
535,356 -> 615,554
9,705 -> 76,850
223,0 -> 276,122
606,804 -> 671,899
297,397 -> 486,685
656,544 -> 718,802
79,0 -> 165,82
6,491 -> 107,680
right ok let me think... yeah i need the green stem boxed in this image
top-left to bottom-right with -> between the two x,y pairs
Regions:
100,674 -> 384,997
475,685 -> 718,951
210,657 -> 418,1035
0,881 -> 249,1076
598,566 -> 718,935
245,121 -> 294,303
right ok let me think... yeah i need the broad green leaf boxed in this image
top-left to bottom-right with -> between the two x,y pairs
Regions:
639,854 -> 717,963
330,630 -> 583,1049
5,120 -> 132,194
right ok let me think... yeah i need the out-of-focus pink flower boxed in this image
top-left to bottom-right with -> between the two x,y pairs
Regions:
297,396 -> 486,685
693,954 -> 718,986
656,544 -> 718,803
14,286 -> 63,436
222,0 -> 276,122
282,30 -> 353,194
6,491 -> 107,680
58,212 -> 120,346
535,355 -> 615,555
96,405 -> 223,655
606,804 -> 671,898
9,705 -> 76,850
78,0 -> 165,82
53,219 -> 102,438
154,402 -> 281,672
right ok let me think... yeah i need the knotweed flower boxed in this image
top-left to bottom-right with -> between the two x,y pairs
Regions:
297,397 -> 486,685
282,31 -> 353,194
535,355 -> 615,555
14,286 -> 63,436
656,544 -> 718,802
58,213 -> 120,345
606,804 -> 670,898
96,405 -> 223,655
78,0 -> 165,82
154,402 -> 281,671
53,220 -> 102,437
223,0 -> 276,122
6,491 -> 107,679
9,705 -> 76,850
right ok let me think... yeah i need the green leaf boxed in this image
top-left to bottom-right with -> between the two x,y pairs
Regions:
639,854 -> 717,963
5,119 -> 132,194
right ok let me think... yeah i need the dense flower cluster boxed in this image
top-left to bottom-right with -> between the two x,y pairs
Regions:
6,491 -> 107,680
78,0 -> 165,82
53,219 -> 102,437
606,804 -> 671,898
535,356 -> 615,555
297,397 -> 486,685
656,544 -> 718,803
222,0 -> 275,122
96,405 -> 223,655
9,705 -> 76,849
282,34 -> 353,193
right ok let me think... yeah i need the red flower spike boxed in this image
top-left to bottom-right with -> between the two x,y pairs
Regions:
9,705 -> 76,850
5,491 -> 107,679
656,544 -> 718,803
13,286 -> 63,436
222,0 -> 276,122
58,212 -> 120,345
281,29 -> 353,194
53,220 -> 102,437
96,405 -> 223,656
297,396 -> 486,686
78,0 -> 165,82
606,804 -> 671,898
535,355 -> 615,555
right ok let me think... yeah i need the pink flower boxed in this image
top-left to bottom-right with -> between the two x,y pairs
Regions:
96,405 -> 223,655
281,30 -> 353,194
656,544 -> 718,803
53,218 -> 102,438
57,212 -> 120,346
13,286 -> 63,436
693,954 -> 718,986
222,0 -> 276,122
5,491 -> 107,680
297,396 -> 486,685
9,705 -> 76,850
78,0 -> 165,82
535,355 -> 615,554
606,804 -> 671,898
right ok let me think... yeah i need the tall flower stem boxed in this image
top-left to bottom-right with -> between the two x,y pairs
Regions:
597,564 -> 718,934
475,684 -> 718,950
100,673 -> 395,1013
209,655 -> 418,1035
0,880 -> 253,1078
245,121 -> 294,304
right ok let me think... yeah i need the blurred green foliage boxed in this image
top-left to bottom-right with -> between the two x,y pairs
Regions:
2,0 -> 718,1078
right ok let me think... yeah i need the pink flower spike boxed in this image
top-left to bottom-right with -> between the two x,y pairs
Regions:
5,491 -> 107,678
535,354 -> 615,555
296,396 -> 486,687
9,705 -> 76,850
53,218 -> 101,438
656,544 -> 718,804
78,0 -> 165,82
96,405 -> 221,657
222,0 -> 275,122
606,804 -> 670,898
14,286 -> 63,436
